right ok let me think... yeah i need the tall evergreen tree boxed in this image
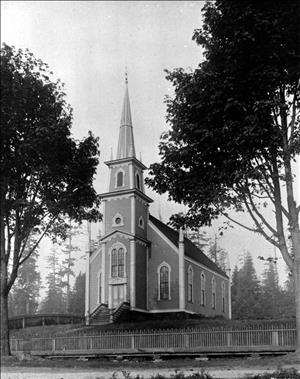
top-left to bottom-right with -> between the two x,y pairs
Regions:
69,272 -> 85,316
8,250 -> 41,317
40,246 -> 65,313
280,272 -> 296,319
232,252 -> 263,319
206,235 -> 228,272
60,221 -> 81,312
260,260 -> 282,319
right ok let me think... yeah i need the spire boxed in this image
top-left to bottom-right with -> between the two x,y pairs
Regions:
116,73 -> 136,159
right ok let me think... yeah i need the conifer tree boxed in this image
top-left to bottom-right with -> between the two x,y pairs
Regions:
8,251 -> 41,317
69,272 -> 85,316
232,252 -> 263,319
280,272 -> 296,319
260,260 -> 282,319
60,221 -> 81,312
206,235 -> 228,272
40,246 -> 66,313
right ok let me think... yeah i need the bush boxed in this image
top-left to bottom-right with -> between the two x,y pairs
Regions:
243,368 -> 300,379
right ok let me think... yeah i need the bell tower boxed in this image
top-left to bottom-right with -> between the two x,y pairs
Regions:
100,76 -> 152,310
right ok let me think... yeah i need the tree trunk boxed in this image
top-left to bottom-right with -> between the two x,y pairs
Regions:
0,286 -> 11,356
292,232 -> 300,354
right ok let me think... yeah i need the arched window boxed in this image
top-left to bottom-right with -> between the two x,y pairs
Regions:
117,171 -> 124,187
222,282 -> 226,312
136,172 -> 141,190
187,266 -> 193,302
111,247 -> 125,278
200,272 -> 206,306
157,262 -> 171,300
212,277 -> 216,309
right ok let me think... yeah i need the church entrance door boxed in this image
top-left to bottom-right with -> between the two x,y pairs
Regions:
112,284 -> 125,309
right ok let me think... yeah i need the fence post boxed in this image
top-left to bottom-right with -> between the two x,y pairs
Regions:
52,338 -> 56,352
22,317 -> 26,329
185,333 -> 189,349
272,331 -> 279,346
227,331 -> 231,347
131,334 -> 135,350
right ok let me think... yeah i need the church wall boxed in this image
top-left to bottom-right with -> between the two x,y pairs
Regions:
89,250 -> 102,314
105,197 -> 132,235
135,198 -> 148,240
147,225 -> 179,310
135,242 -> 147,309
184,259 -> 229,318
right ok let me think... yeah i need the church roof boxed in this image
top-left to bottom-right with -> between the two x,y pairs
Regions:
149,215 -> 228,278
116,82 -> 136,159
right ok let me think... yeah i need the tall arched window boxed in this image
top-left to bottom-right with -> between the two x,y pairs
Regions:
212,277 -> 216,309
158,263 -> 171,300
200,272 -> 206,306
116,171 -> 124,187
222,282 -> 226,312
187,266 -> 193,302
111,247 -> 125,278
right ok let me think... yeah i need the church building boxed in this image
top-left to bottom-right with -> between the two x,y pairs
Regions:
85,80 -> 231,324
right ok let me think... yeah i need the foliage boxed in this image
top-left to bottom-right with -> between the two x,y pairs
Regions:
8,243 -> 41,316
206,236 -> 228,271
0,43 -> 101,355
231,253 -> 295,320
59,221 -> 81,312
231,252 -> 263,319
69,272 -> 85,315
145,0 -> 300,349
243,368 -> 300,379
260,260 -> 281,319
39,245 -> 66,313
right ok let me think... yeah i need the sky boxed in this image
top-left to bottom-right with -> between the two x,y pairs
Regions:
1,1 -> 292,291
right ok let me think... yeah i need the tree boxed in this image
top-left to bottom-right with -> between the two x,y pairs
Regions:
39,246 -> 66,313
146,1 -> 300,350
8,249 -> 41,317
206,236 -> 228,272
260,260 -> 282,319
281,272 -> 296,319
59,221 -> 81,312
0,44 -> 101,355
69,272 -> 85,316
231,252 -> 263,319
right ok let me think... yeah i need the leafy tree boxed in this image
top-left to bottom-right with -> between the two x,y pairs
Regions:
231,252 -> 263,319
146,1 -> 300,350
39,246 -> 66,313
0,44 -> 101,355
8,249 -> 41,317
69,272 -> 85,316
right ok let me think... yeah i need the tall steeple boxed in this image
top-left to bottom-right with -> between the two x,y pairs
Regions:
116,74 -> 136,159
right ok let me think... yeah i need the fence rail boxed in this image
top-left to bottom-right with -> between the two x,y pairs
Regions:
9,313 -> 84,330
10,323 -> 296,356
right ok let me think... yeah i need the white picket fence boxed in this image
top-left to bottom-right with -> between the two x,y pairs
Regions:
10,323 -> 296,355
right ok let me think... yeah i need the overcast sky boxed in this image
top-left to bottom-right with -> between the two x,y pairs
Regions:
2,1 -> 290,287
